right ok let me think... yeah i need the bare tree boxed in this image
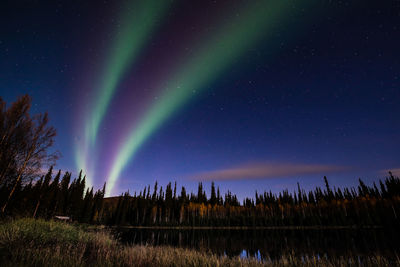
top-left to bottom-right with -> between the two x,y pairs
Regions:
0,95 -> 59,213
0,96 -> 31,185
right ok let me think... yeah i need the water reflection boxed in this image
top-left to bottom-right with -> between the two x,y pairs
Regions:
115,228 -> 399,262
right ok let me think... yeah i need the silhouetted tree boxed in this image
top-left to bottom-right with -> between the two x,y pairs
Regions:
1,95 -> 58,213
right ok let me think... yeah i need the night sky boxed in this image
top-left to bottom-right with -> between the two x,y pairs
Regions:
1,0 -> 399,198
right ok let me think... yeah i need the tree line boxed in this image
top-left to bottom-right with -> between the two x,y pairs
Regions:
104,175 -> 400,227
2,164 -> 399,228
0,167 -> 105,223
1,95 -> 399,228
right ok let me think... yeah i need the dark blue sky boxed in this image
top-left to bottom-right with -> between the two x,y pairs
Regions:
1,0 -> 399,198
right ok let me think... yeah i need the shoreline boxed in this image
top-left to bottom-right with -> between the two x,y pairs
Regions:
111,225 -> 384,230
1,218 -> 397,267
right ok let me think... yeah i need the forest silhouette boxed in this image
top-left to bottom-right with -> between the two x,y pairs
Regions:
1,95 -> 399,228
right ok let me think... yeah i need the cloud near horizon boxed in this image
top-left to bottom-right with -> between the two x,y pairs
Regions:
379,168 -> 400,177
190,162 -> 348,181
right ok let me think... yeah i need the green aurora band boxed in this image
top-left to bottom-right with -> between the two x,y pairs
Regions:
106,0 -> 300,195
86,0 -> 169,144
77,0 -> 169,185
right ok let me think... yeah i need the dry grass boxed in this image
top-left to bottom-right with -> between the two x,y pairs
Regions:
0,218 -> 397,267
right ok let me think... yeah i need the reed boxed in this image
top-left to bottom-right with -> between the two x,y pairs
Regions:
0,218 -> 397,266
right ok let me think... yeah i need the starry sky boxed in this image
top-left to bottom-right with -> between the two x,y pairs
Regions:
1,0 -> 399,198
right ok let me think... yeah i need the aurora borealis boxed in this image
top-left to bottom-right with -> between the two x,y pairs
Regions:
77,0 -> 169,188
2,0 -> 400,199
105,0 -> 293,195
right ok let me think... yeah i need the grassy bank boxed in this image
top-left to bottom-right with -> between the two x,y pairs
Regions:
0,218 -> 397,267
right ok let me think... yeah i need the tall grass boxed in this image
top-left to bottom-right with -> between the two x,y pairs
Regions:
0,218 -> 397,266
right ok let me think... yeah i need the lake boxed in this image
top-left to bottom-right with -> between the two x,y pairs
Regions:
115,227 -> 400,263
